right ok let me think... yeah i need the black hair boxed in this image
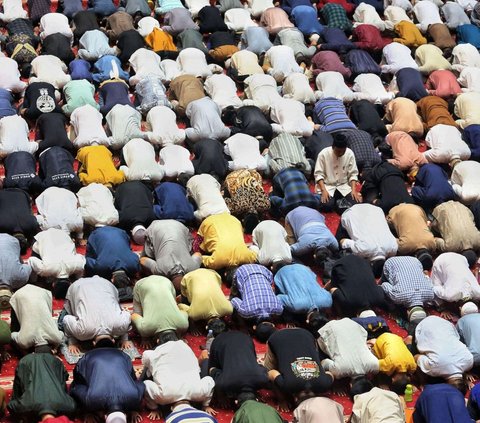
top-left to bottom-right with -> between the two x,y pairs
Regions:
34,344 -> 53,354
156,330 -> 179,345
304,103 -> 314,119
462,249 -> 478,268
177,172 -> 192,188
19,63 -> 32,79
243,213 -> 259,235
221,106 -> 237,126
52,278 -> 70,300
207,318 -> 227,337
332,134 -> 348,150
391,373 -> 409,395
306,310 -> 329,334
350,376 -> 374,400
236,391 -> 257,405
272,261 -> 288,274
448,377 -> 468,396
314,246 -> 331,267
415,249 -> 433,271
224,267 -> 238,288
254,322 -> 277,343
95,337 -> 116,349
13,233 -> 28,256
112,272 -> 131,289
371,259 -> 385,279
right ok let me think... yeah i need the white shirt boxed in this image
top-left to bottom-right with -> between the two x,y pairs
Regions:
204,74 -> 243,111
270,98 -> 313,137
314,147 -> 359,196
185,97 -> 231,142
184,0 -> 209,17
177,47 -> 211,78
318,318 -> 379,378
351,388 -> 405,423
28,228 -> 86,279
30,55 -> 71,89
431,252 -> 480,302
229,50 -> 263,77
63,276 -> 131,342
129,48 -> 164,86
160,59 -> 181,83
142,340 -> 215,405
77,183 -> 119,227
315,71 -> 355,102
352,74 -> 394,105
35,187 -> 83,234
71,104 -> 110,148
0,0 -> 27,22
0,115 -> 38,157
0,57 -> 26,93
451,161 -> 480,204
353,2 -> 387,30
137,16 -> 160,37
454,92 -> 480,129
147,105 -> 186,146
265,45 -> 303,82
416,315 -> 474,378
39,13 -> 73,41
455,0 -> 476,11
424,124 -> 471,163
224,133 -> 268,171
442,1 -> 470,29
384,5 -> 411,25
384,0 -> 412,11
251,220 -> 292,266
248,0 -> 274,18
243,73 -> 282,113
159,144 -> 194,178
413,0 -> 443,32
105,104 -> 146,150
381,42 -> 418,74
341,204 -> 398,261
452,43 -> 480,73
120,138 -> 165,182
458,67 -> 480,92
224,8 -> 257,32
282,73 -> 316,104
187,174 -> 230,221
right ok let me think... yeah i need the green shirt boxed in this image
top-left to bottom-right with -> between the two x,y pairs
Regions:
133,275 -> 189,337
233,401 -> 284,423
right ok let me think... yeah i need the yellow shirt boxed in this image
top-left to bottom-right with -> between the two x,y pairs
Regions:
198,213 -> 257,269
179,268 -> 233,321
76,145 -> 125,186
373,332 -> 417,375
393,21 -> 427,47
145,27 -> 177,52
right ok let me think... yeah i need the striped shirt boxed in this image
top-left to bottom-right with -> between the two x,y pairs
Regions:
268,133 -> 311,175
166,404 -> 217,423
314,98 -> 356,133
231,264 -> 284,320
381,257 -> 434,308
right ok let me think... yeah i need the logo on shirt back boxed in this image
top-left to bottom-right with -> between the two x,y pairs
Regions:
291,357 -> 320,380
36,88 -> 55,113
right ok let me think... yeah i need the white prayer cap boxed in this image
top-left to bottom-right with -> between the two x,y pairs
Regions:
461,302 -> 478,316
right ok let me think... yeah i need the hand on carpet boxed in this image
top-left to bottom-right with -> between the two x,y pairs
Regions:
147,411 -> 162,421
440,310 -> 456,321
121,340 -> 134,350
204,406 -> 217,416
130,411 -> 142,423
68,344 -> 81,355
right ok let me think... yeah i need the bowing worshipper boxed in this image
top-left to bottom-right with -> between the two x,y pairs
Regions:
451,160 -> 480,204
206,331 -> 269,400
344,50 -> 382,79
204,74 -> 243,111
381,257 -> 434,323
423,124 -> 471,164
457,304 -> 480,366
191,140 -> 229,181
185,97 -> 231,143
128,48 -> 164,87
414,315 -> 473,388
411,164 -> 456,211
119,139 -> 164,182
159,145 -> 194,180
250,220 -> 293,267
240,26 -> 273,56
285,206 -> 338,262
2,152 -> 42,194
106,105 -> 153,150
61,80 -> 98,117
140,220 -> 201,291
352,24 -> 389,52
77,29 -> 117,61
416,96 -> 457,131
186,174 -> 230,221
281,73 -> 316,105
381,131 -> 427,174
232,395 -> 284,422
27,228 -> 86,298
198,213 -> 257,270
270,99 -> 314,138
38,147 -> 81,193
387,204 -> 436,269
274,263 -> 332,322
8,350 -> 76,422
336,130 -> 380,173
0,56 -> 27,94
265,133 -> 311,177
160,8 -> 198,36
351,74 -> 394,105
146,106 -> 186,147
338,203 -> 398,277
426,69 -> 462,98
10,284 -> 63,352
260,7 -> 294,34
454,92 -> 480,129
313,99 -> 356,134
68,59 -> 93,82
71,347 -> 144,423
315,318 -> 379,379
134,75 -> 170,116
413,0 -> 443,33
77,183 -> 119,228
176,48 -> 214,78
229,264 -> 283,325
226,50 -> 264,84
292,397 -> 344,423
430,253 -> 480,308
327,255 -> 387,316
349,100 -> 387,146
275,27 -> 317,63
153,182 -> 194,222
415,44 -> 452,75
131,275 -> 189,344
168,74 -> 206,116
62,276 -> 132,355
29,55 -> 71,91
20,82 -> 60,121
310,50 -> 351,79
85,226 -> 140,286
361,162 -> 413,214
36,113 -> 75,156
0,115 -> 38,157
381,42 -> 419,74
77,145 -> 125,187
314,72 -> 355,103
242,74 -> 282,114
224,133 -> 268,172
114,181 -> 156,245
384,97 -> 424,139
70,105 -> 109,149
99,79 -> 132,116
457,67 -> 480,93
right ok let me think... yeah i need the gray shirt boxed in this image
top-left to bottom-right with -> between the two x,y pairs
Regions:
185,97 -> 231,142
457,313 -> 480,366
0,234 -> 31,290
162,7 -> 199,35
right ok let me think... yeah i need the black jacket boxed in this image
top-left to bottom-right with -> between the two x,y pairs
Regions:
114,181 -> 156,231
38,146 -> 81,192
230,106 -> 273,143
3,151 -> 42,194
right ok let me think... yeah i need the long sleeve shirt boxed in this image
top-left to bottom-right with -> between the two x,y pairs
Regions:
0,234 -> 31,290
77,183 -> 119,227
451,160 -> 480,204
186,174 -> 229,221
386,131 -> 427,171
252,220 -> 292,266
120,138 -> 164,182
424,124 -> 471,163
373,332 -> 417,375
0,115 -> 38,157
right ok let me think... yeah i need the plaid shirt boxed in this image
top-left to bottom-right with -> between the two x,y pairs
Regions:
381,257 -> 434,308
321,3 -> 352,31
231,264 -> 283,320
342,129 -> 381,172
271,168 -> 320,214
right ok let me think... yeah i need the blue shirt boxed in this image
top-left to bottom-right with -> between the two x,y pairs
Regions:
457,313 -> 480,366
291,5 -> 324,35
274,263 -> 332,313
92,55 -> 129,84
85,226 -> 140,278
413,384 -> 473,423
0,89 -> 16,119
463,124 -> 480,161
69,59 -> 93,82
231,264 -> 283,320
411,163 -> 456,210
396,67 -> 428,102
153,182 -> 195,223
314,98 -> 356,133
457,24 -> 480,49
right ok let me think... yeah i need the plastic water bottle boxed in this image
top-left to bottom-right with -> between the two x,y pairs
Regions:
205,330 -> 214,353
404,384 -> 413,403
